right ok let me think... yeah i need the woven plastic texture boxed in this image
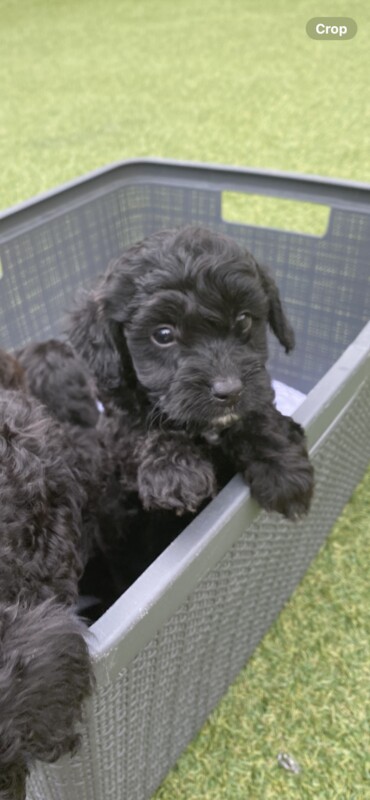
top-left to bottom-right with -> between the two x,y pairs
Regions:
1,171 -> 370,393
27,372 -> 370,800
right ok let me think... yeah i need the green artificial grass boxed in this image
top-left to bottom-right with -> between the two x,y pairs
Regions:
154,469 -> 370,800
1,1 -> 370,797
1,0 -> 370,208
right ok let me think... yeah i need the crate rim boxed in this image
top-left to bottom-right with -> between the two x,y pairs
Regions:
1,158 -> 370,230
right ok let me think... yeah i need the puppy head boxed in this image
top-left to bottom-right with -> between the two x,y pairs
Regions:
17,340 -> 100,428
74,227 -> 295,429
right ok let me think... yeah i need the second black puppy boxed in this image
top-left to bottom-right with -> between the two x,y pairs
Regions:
0,350 -> 96,800
68,226 -> 314,520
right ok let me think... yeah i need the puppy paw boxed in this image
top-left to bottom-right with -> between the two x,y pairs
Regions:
245,456 -> 314,520
137,441 -> 217,515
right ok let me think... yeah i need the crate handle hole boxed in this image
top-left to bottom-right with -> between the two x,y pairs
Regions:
222,192 -> 330,237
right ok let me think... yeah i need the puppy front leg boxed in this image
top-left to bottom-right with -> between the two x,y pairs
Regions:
136,431 -> 217,515
223,410 -> 314,519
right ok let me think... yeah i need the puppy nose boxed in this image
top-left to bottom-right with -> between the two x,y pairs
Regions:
212,377 -> 243,403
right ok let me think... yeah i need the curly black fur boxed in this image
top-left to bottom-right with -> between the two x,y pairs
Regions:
68,225 -> 314,520
13,340 -> 149,610
0,352 -> 101,799
17,339 -> 100,428
0,601 -> 92,800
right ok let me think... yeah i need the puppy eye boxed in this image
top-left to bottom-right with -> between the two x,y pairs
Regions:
151,326 -> 175,346
235,311 -> 252,331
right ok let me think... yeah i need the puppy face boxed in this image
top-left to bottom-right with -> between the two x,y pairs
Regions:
76,227 -> 295,431
124,268 -> 275,431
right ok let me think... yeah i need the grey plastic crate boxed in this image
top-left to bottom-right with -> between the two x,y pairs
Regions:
0,159 -> 369,800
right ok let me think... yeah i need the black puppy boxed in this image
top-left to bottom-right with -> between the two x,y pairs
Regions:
0,351 -> 96,800
68,226 -> 314,520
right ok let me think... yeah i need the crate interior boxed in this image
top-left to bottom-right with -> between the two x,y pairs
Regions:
1,180 -> 369,394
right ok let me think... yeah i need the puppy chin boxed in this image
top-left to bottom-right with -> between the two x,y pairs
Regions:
211,412 -> 241,429
200,412 -> 241,445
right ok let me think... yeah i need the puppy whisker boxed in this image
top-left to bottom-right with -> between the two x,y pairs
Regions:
243,364 -> 263,380
146,402 -> 166,432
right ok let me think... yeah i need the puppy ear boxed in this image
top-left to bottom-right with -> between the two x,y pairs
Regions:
68,294 -> 123,392
256,263 -> 295,353
96,260 -> 138,324
68,255 -> 140,394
